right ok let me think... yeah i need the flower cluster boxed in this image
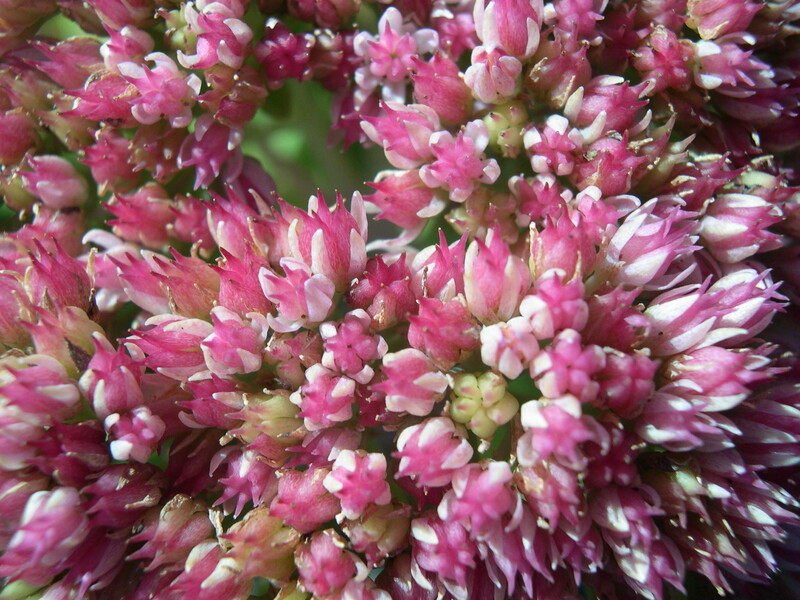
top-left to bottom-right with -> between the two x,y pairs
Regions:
1,0 -> 800,599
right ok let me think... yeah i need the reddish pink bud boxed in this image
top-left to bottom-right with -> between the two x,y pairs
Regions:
473,0 -> 543,59
163,541 -> 250,600
260,258 -> 336,333
178,9 -> 252,70
0,110 -> 38,166
395,417 -> 473,487
296,529 -> 360,597
464,228 -> 531,324
264,330 -> 323,389
254,18 -> 314,88
0,487 -> 88,584
531,329 -> 606,402
526,32 -> 591,108
212,448 -> 279,516
215,249 -> 274,316
594,349 -> 658,418
480,316 -> 540,379
104,406 -> 166,463
632,26 -> 693,93
572,134 -> 648,196
362,102 -> 441,170
582,286 -> 650,350
408,296 -> 480,369
127,315 -> 214,380
288,0 -> 361,29
128,495 -> 214,571
419,122 -> 500,203
530,212 -> 597,281
596,199 -> 699,289
365,169 -> 446,231
376,348 -> 448,416
65,71 -> 139,127
523,114 -> 583,176
80,334 -> 144,419
411,53 -> 473,123
687,0 -> 761,40
25,241 -> 91,311
84,464 -> 162,529
320,309 -> 388,383
344,503 -> 411,567
31,422 -> 108,488
324,449 -> 392,519
518,396 -> 594,468
438,461 -> 518,540
464,46 -> 522,104
270,467 -> 340,533
81,128 -> 138,194
347,255 -> 417,330
107,183 -> 175,248
178,115 -> 243,189
411,231 -> 468,301
115,249 -> 220,318
291,364 -> 356,430
699,193 -> 782,263
285,191 -> 368,291
411,515 -> 476,592
201,306 -> 269,376
520,270 -> 587,339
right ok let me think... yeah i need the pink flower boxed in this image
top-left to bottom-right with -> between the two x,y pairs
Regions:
480,316 -> 540,379
376,348 -> 448,416
473,0 -> 544,59
20,155 -> 88,209
596,199 -> 699,290
632,26 -> 693,93
365,169 -> 447,232
419,122 -> 500,203
320,309 -> 388,384
410,515 -> 476,593
519,269 -> 588,339
291,364 -> 356,430
411,53 -> 473,124
201,306 -> 269,376
523,115 -> 583,176
687,0 -> 761,40
178,5 -> 253,70
346,255 -> 417,330
118,52 -> 201,128
212,448 -> 279,516
323,449 -> 392,519
530,329 -> 605,402
283,191 -> 368,291
464,228 -> 531,324
178,115 -> 243,189
104,406 -> 166,463
395,417 -> 473,487
128,495 -> 213,572
254,18 -> 314,89
594,349 -> 658,418
517,396 -> 594,468
699,192 -> 782,263
438,461 -> 518,539
0,487 -> 89,585
259,258 -> 336,332
127,315 -> 214,381
361,102 -> 440,170
464,46 -> 522,104
269,467 -> 340,533
411,231 -> 468,301
296,530 -> 360,597
100,25 -> 154,72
